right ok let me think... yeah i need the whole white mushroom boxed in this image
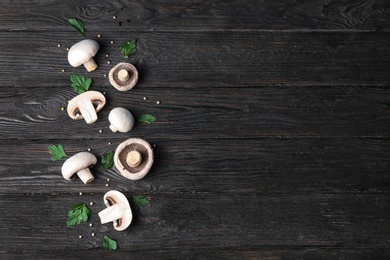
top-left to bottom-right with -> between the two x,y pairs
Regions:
61,152 -> 97,184
68,39 -> 99,72
108,107 -> 134,133
113,138 -> 154,180
108,62 -> 139,91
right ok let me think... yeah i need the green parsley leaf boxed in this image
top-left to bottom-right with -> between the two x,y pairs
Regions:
103,235 -> 118,250
120,40 -> 137,58
133,195 -> 150,208
68,18 -> 85,36
70,74 -> 92,94
48,144 -> 68,161
101,151 -> 114,170
66,203 -> 90,227
138,114 -> 156,123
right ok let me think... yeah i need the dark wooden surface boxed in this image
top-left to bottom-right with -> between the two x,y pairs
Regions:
0,0 -> 389,259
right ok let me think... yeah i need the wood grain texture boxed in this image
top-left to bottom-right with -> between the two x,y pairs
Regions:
0,193 -> 389,252
0,0 -> 389,31
0,138 -> 389,194
1,86 -> 390,139
0,31 -> 389,87
3,249 -> 390,260
0,0 -> 389,258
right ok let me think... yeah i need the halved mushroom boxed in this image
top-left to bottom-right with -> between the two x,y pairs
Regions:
67,91 -> 106,124
109,62 -> 138,91
98,190 -> 132,231
61,152 -> 97,184
68,39 -> 100,72
114,138 -> 154,180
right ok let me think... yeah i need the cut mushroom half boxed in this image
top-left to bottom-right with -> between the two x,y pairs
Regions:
109,62 -> 138,91
114,138 -> 154,180
98,190 -> 132,231
68,39 -> 100,72
61,152 -> 97,184
67,91 -> 106,124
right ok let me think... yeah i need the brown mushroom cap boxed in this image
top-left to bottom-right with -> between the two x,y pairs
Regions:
67,91 -> 106,123
109,62 -> 139,91
100,190 -> 132,231
114,138 -> 154,180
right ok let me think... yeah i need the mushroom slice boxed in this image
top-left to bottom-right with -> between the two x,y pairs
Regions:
68,39 -> 100,72
114,138 -> 154,180
67,91 -> 106,124
98,190 -> 132,231
109,62 -> 139,91
61,152 -> 97,184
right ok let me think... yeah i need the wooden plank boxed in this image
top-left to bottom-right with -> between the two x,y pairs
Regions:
3,248 -> 390,260
1,86 -> 390,139
0,31 -> 389,87
0,0 -> 389,31
4,249 -> 390,260
0,138 -> 388,194
0,2 -> 389,258
0,193 -> 389,253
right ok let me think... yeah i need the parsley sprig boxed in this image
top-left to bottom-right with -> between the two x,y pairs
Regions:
103,235 -> 118,250
66,203 -> 91,227
68,18 -> 85,36
120,40 -> 137,58
133,195 -> 150,208
70,74 -> 92,94
48,144 -> 68,161
138,114 -> 156,123
101,151 -> 114,170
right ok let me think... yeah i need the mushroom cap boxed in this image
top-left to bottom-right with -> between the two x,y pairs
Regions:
108,107 -> 134,133
103,190 -> 132,231
61,152 -> 97,180
67,91 -> 106,121
114,138 -> 154,180
109,62 -> 139,91
68,39 -> 99,67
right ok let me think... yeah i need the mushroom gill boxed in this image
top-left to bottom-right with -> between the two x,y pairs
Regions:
118,143 -> 149,173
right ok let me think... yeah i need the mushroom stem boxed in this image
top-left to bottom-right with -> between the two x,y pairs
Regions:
77,168 -> 94,184
126,151 -> 142,167
83,58 -> 98,72
118,69 -> 129,81
77,98 -> 98,124
98,204 -> 122,226
109,124 -> 118,132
